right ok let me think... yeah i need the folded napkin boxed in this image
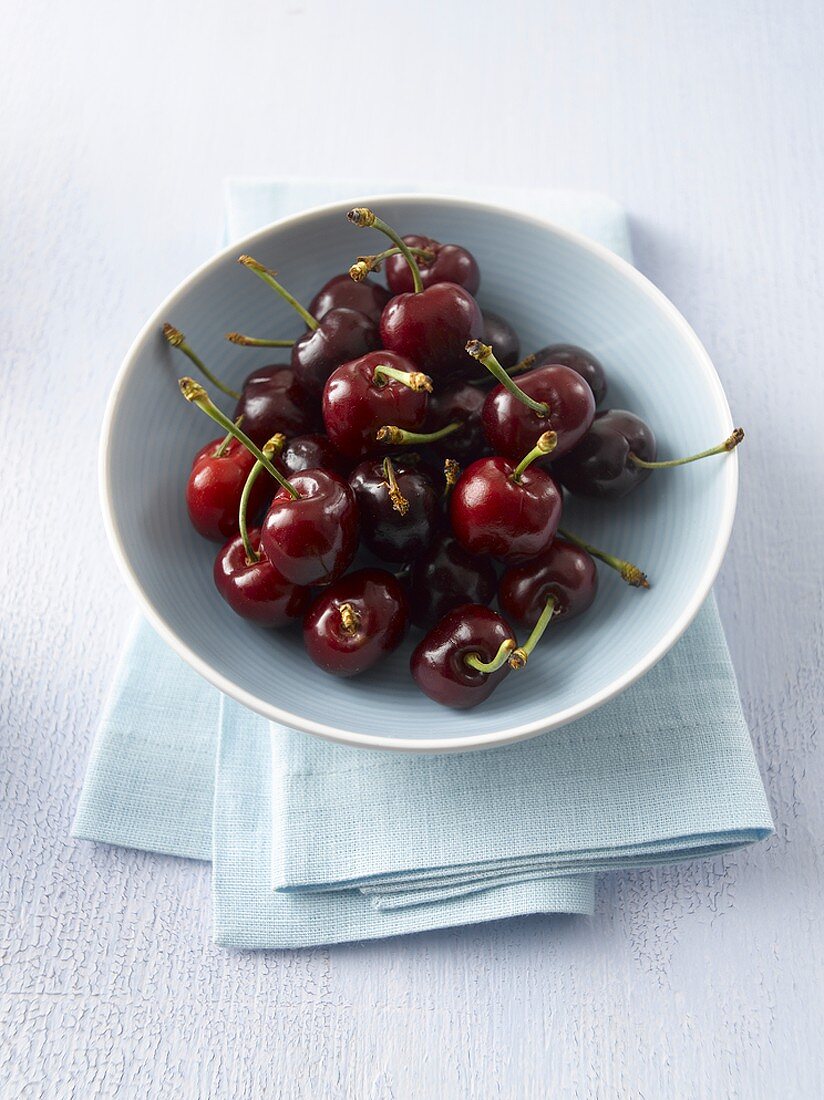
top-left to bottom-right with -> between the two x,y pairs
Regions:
74,180 -> 773,949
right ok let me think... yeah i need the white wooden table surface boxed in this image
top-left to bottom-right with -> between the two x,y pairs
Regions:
2,1 -> 822,1096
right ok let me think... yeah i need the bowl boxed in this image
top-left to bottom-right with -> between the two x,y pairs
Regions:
100,194 -> 737,752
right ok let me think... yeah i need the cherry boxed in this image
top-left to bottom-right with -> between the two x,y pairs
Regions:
185,427 -> 277,542
232,364 -> 321,446
424,381 -> 487,462
178,378 -> 358,587
322,351 -> 431,460
407,533 -> 497,630
238,255 -> 380,398
280,433 -> 348,477
527,343 -> 607,405
469,341 -> 596,462
498,537 -> 598,629
349,457 -> 439,563
303,568 -> 408,677
482,311 -> 520,369
450,433 -> 563,563
552,409 -> 744,500
384,234 -> 480,295
410,605 -> 515,709
309,273 -> 390,324
348,208 -> 483,382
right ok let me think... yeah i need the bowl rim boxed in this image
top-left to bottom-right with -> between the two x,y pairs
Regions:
100,192 -> 738,753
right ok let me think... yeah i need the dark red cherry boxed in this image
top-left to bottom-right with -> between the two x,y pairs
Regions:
309,273 -> 391,324
280,433 -> 348,477
482,311 -> 520,370
552,409 -> 656,499
349,457 -> 439,562
498,538 -> 598,628
424,380 -> 488,461
233,364 -> 321,446
303,568 -> 408,677
291,307 -> 381,398
260,469 -> 358,587
410,605 -> 515,709
381,284 -> 483,384
385,234 -> 480,295
213,528 -> 311,626
450,437 -> 562,563
186,437 -> 271,542
530,344 -> 607,405
407,533 -> 497,630
322,351 -> 430,460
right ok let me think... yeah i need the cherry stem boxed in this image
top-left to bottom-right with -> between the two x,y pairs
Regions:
382,458 -> 409,515
628,428 -> 745,469
373,364 -> 433,393
178,377 -> 299,499
349,245 -> 435,282
214,415 -> 244,458
237,255 -> 319,331
338,603 -> 361,636
226,332 -> 296,348
509,596 -> 556,669
465,638 -> 517,675
511,431 -> 558,480
162,324 -> 240,400
347,208 -> 424,294
465,340 -> 549,416
443,458 -> 461,498
376,422 -> 461,446
507,353 -> 537,377
558,527 -> 650,588
239,435 -> 286,563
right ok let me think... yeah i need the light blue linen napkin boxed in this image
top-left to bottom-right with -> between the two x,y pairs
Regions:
75,180 -> 773,949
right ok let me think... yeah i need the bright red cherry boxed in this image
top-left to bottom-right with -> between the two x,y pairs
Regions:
529,343 -> 607,405
498,537 -> 598,628
185,433 -> 274,542
323,351 -> 431,460
410,605 -> 516,709
280,433 -> 348,477
384,234 -> 480,295
407,533 -> 497,630
482,310 -> 520,369
450,433 -> 563,563
303,568 -> 408,677
349,457 -> 439,562
309,273 -> 391,324
214,528 -> 310,626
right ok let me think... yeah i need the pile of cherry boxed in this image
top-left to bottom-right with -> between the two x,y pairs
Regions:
165,207 -> 743,710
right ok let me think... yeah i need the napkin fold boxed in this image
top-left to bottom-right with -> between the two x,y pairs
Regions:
74,179 -> 773,949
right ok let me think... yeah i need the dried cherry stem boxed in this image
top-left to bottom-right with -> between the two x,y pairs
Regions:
373,364 -> 433,392
162,323 -> 240,400
347,207 -> 424,293
465,340 -> 549,416
629,428 -> 745,469
349,245 -> 435,282
382,458 -> 409,515
443,458 -> 461,498
239,434 -> 286,563
558,527 -> 650,588
226,332 -> 296,348
511,431 -> 558,481
213,415 -> 244,458
376,422 -> 461,446
509,597 -> 556,669
178,377 -> 299,499
465,638 -> 517,675
237,255 -> 319,331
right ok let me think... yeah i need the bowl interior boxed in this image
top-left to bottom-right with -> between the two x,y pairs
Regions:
103,196 -> 735,750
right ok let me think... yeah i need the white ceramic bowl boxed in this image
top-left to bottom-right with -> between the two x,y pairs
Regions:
100,195 -> 737,751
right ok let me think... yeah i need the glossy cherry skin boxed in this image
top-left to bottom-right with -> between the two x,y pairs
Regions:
260,469 -> 358,587
552,409 -> 657,500
213,529 -> 311,626
411,605 -> 515,709
349,459 -> 439,562
322,351 -> 429,459
186,437 -> 272,542
530,344 -> 607,405
407,533 -> 498,630
450,456 -> 563,564
303,568 -> 408,677
233,364 -> 321,447
280,433 -> 348,477
498,538 -> 598,629
424,381 -> 487,462
482,364 -> 596,462
385,234 -> 481,295
380,283 -> 483,383
309,274 -> 391,324
291,307 -> 380,398
481,311 -> 520,370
